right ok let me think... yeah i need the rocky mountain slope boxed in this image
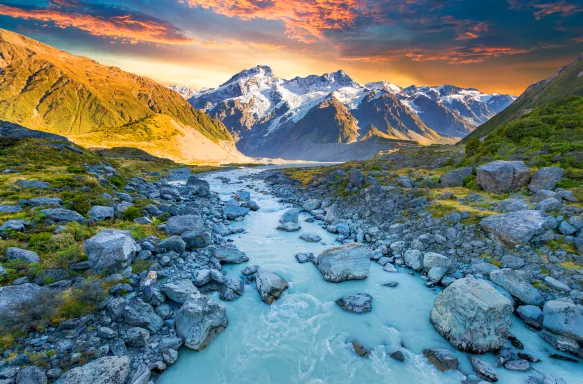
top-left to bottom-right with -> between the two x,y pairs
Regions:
464,54 -> 583,143
174,65 -> 514,160
0,29 -> 245,164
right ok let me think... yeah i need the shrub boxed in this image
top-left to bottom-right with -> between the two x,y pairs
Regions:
465,137 -> 481,154
29,232 -> 76,254
122,206 -> 141,221
56,280 -> 105,320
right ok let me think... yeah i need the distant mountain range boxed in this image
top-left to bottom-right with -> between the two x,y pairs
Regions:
170,66 -> 515,160
0,29 -> 245,164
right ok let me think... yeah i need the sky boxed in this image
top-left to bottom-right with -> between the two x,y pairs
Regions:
1,0 -> 582,95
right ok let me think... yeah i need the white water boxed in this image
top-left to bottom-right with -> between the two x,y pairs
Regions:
160,167 -> 582,384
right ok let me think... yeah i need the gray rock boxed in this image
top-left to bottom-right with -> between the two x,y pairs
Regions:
219,278 -> 244,301
430,277 -> 513,353
241,200 -> 260,211
531,189 -> 561,203
558,221 -> 577,235
480,210 -> 548,248
469,356 -> 498,382
495,198 -> 529,213
490,269 -> 543,306
186,176 -> 210,197
277,222 -> 301,232
315,243 -> 371,283
280,208 -> 301,223
234,191 -> 250,201
124,327 -> 149,347
223,199 -> 250,220
55,356 -> 130,384
158,236 -> 186,254
428,266 -> 448,282
162,280 -> 199,304
0,204 -> 22,213
423,252 -> 451,272
209,246 -> 249,264
439,167 -> 473,187
536,198 -> 562,212
26,197 -> 61,207
16,179 -> 49,189
165,215 -> 204,236
529,167 -> 564,193
335,293 -> 372,314
299,232 -> 321,243
476,160 -> 530,194
15,366 -> 47,384
41,208 -> 83,223
175,293 -> 228,350
517,305 -> 543,329
6,247 -> 40,263
423,349 -> 459,372
544,276 -> 571,292
302,199 -> 321,211
542,300 -> 583,342
0,219 -> 26,231
182,231 -> 212,249
504,359 -> 530,372
123,298 -> 163,333
539,329 -> 581,355
162,348 -> 178,365
88,206 -> 115,221
84,230 -> 138,272
0,283 -> 41,317
404,249 -> 424,271
256,270 -> 288,304
97,326 -> 118,339
295,252 -> 315,263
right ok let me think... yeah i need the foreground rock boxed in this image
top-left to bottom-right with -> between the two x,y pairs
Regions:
315,243 -> 371,283
165,215 -> 204,236
529,166 -> 564,193
175,294 -> 228,350
542,300 -> 583,342
83,230 -> 138,272
476,160 -> 530,194
256,270 -> 288,304
209,246 -> 249,264
55,356 -> 130,384
223,200 -> 250,220
490,269 -> 543,306
335,293 -> 372,314
423,349 -> 459,372
480,210 -> 548,248
6,247 -> 40,264
430,277 -> 513,353
469,356 -> 498,382
41,208 -> 83,223
186,176 -> 210,197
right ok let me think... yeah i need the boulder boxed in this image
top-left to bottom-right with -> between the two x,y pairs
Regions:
280,208 -> 301,223
223,200 -> 250,220
495,199 -> 529,213
256,270 -> 288,304
423,252 -> 451,272
439,167 -> 473,187
536,197 -> 562,212
233,191 -> 250,201
240,200 -> 260,211
480,210 -> 548,248
0,204 -> 21,213
469,356 -> 498,382
430,277 -> 513,353
84,230 -> 138,272
175,293 -> 228,350
165,215 -> 204,236
88,206 -> 115,221
335,293 -> 372,314
529,167 -> 564,193
539,329 -> 581,355
209,246 -> 249,264
542,300 -> 583,342
295,252 -> 315,263
26,197 -> 61,207
277,222 -> 301,232
123,327 -> 149,347
315,243 -> 371,283
123,298 -> 163,333
299,232 -> 322,243
423,349 -> 459,372
55,356 -> 130,384
490,269 -> 543,306
6,247 -> 40,264
186,176 -> 210,197
476,160 -> 530,194
41,208 -> 83,223
181,231 -> 212,249
349,168 -> 364,186
302,199 -> 321,211
403,249 -> 424,271
158,236 -> 186,254
15,366 -> 47,384
16,180 -> 49,189
0,283 -> 41,317
219,278 -> 244,301
161,280 -> 199,304
517,305 -> 543,329
0,219 -> 26,232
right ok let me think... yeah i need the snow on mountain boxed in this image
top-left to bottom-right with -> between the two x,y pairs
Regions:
168,85 -> 199,100
183,65 -> 515,159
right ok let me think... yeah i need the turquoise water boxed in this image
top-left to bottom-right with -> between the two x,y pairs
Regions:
160,167 -> 581,384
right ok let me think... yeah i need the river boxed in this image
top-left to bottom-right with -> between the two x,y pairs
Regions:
159,166 -> 582,384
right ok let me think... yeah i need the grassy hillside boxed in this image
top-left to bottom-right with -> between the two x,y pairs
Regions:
463,96 -> 583,178
0,29 -> 238,162
463,54 -> 583,143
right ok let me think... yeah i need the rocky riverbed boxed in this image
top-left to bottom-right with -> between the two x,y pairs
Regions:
1,159 -> 583,384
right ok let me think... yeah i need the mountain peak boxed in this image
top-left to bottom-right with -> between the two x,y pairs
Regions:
221,65 -> 274,86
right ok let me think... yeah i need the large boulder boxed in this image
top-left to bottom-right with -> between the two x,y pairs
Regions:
430,277 -> 513,353
181,231 -> 212,249
219,278 -> 244,301
123,298 -> 163,333
83,230 -> 138,272
255,270 -> 288,304
280,208 -> 301,223
439,167 -> 473,187
175,294 -> 228,350
542,300 -> 583,342
423,252 -> 451,272
6,247 -> 40,264
0,283 -> 41,317
88,206 -> 115,221
186,176 -> 210,197
165,215 -> 204,236
490,269 -> 543,306
55,356 -> 130,384
476,160 -> 530,194
41,208 -> 83,223
209,246 -> 249,264
403,249 -> 424,271
161,280 -> 199,304
16,366 -> 47,384
223,200 -> 250,220
315,243 -> 372,283
480,210 -> 548,248
529,166 -> 564,193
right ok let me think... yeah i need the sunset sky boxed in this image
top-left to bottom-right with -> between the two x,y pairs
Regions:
1,0 -> 582,95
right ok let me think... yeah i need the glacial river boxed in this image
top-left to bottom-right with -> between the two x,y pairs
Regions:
160,166 -> 582,384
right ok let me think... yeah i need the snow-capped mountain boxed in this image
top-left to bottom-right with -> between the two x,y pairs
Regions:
177,66 -> 515,161
168,85 -> 198,100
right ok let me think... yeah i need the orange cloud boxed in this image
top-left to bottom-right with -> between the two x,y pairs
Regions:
0,3 -> 192,45
183,0 -> 370,43
533,1 -> 582,19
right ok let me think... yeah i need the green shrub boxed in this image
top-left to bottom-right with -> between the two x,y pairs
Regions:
122,206 -> 141,221
30,233 -> 76,254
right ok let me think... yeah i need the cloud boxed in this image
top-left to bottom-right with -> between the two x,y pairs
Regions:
182,0 -> 372,43
508,0 -> 582,19
0,1 -> 193,45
